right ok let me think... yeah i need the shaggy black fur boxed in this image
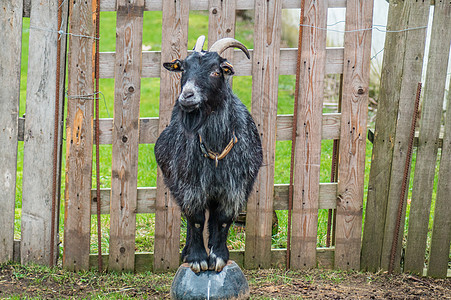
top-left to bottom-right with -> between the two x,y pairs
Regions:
154,50 -> 262,273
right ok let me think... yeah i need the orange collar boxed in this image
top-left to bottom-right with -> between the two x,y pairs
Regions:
199,132 -> 238,167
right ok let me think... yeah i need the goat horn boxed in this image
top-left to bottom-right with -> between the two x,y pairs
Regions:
194,35 -> 206,52
209,38 -> 250,59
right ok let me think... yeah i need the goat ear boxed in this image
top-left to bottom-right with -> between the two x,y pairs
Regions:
163,59 -> 183,72
220,61 -> 235,76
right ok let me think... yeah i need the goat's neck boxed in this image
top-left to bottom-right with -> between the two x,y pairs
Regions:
197,102 -> 234,150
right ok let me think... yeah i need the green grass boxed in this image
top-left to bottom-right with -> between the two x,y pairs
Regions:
15,10 -> 440,265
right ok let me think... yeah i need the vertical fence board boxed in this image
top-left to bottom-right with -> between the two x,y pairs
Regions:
379,3 -> 430,273
245,0 -> 282,269
109,0 -> 144,272
334,0 -> 373,270
64,0 -> 95,270
362,1 -> 430,272
208,0 -> 236,60
405,1 -> 451,275
361,2 -> 405,272
0,0 -> 23,263
428,76 -> 451,278
21,0 -> 67,266
154,0 -> 189,271
290,0 -> 328,269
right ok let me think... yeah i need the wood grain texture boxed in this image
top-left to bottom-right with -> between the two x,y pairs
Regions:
89,183 -> 337,214
63,0 -> 94,271
108,0 -> 144,272
23,0 -> 31,18
362,1 -> 430,273
99,48 -> 344,78
334,0 -> 373,271
428,76 -> 451,278
379,2 -> 430,273
404,1 -> 451,275
153,0 -> 189,272
94,113 -> 341,144
290,0 -> 328,270
21,0 -> 68,266
361,1 -> 429,272
88,248 -> 336,271
245,0 -> 282,269
208,0 -> 236,56
0,0 -> 22,263
100,0 -> 347,11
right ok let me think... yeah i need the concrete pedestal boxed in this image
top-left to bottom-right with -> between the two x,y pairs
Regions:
170,260 -> 249,300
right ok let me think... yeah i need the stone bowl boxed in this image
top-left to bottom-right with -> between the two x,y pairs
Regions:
170,260 -> 250,300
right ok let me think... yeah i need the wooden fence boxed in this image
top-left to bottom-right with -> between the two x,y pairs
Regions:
62,0 -> 373,273
0,0 -> 68,265
361,1 -> 451,278
3,0 -> 448,278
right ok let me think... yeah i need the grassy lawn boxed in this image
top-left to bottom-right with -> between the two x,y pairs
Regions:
15,10 -> 438,263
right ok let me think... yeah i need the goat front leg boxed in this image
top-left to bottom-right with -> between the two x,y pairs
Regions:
207,209 -> 233,272
183,211 -> 208,273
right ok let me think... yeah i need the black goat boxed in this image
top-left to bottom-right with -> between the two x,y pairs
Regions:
154,36 -> 263,273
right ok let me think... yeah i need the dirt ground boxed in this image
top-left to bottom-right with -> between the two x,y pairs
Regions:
1,263 -> 450,299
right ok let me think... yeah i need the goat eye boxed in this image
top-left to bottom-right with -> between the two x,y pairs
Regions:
210,71 -> 220,77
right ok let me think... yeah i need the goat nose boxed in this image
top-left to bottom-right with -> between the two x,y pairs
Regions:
183,90 -> 194,99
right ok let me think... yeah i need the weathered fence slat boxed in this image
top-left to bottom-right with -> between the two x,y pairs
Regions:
154,0 -> 189,272
99,47 -> 344,78
245,0 -> 283,269
100,0 -> 346,11
361,1 -> 430,272
208,0 -> 236,57
108,0 -> 144,272
0,0 -> 23,263
21,0 -> 68,266
379,3 -> 430,273
89,183 -> 338,214
63,0 -> 95,271
88,248 -> 335,272
404,1 -> 451,275
428,76 -> 451,278
94,113 -> 342,144
334,0 -> 373,271
290,0 -> 328,269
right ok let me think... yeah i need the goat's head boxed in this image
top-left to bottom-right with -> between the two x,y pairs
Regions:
163,36 -> 250,113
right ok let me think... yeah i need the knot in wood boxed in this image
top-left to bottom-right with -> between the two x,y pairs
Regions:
212,8 -> 218,14
120,247 -> 126,254
128,86 -> 135,93
122,135 -> 128,143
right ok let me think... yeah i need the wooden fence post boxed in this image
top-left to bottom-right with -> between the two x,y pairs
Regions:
245,0 -> 282,269
428,76 -> 451,278
0,0 -> 23,263
361,0 -> 429,272
154,0 -> 189,271
290,0 -> 328,269
108,0 -> 144,272
334,0 -> 373,271
63,0 -> 94,271
404,1 -> 451,275
21,0 -> 68,265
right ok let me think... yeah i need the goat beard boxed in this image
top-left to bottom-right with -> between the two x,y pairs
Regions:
179,102 -> 210,133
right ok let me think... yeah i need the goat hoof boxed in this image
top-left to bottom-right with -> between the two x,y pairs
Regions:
189,262 -> 201,273
200,260 -> 208,271
188,260 -> 208,273
208,252 -> 227,272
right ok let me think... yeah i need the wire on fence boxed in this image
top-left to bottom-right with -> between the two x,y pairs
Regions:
303,23 -> 428,34
29,25 -> 100,40
66,91 -> 110,118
